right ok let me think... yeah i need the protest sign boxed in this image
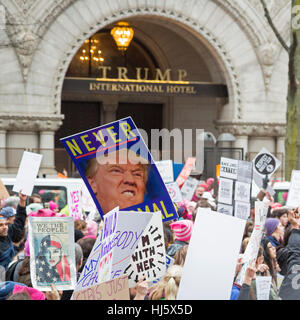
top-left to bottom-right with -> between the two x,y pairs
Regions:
180,176 -> 199,201
73,207 -> 153,296
177,208 -> 245,300
256,276 -> 272,300
237,160 -> 253,184
73,274 -> 129,300
220,157 -> 238,180
217,203 -> 233,216
234,201 -> 250,220
67,184 -> 83,220
252,148 -> 281,178
234,181 -> 251,203
218,178 -> 233,205
149,254 -> 174,287
28,216 -> 76,291
166,182 -> 183,203
60,117 -> 177,222
286,170 -> 300,208
236,201 -> 269,286
0,179 -> 9,200
124,211 -> 166,288
155,160 -> 174,183
176,157 -> 196,188
13,151 -> 43,196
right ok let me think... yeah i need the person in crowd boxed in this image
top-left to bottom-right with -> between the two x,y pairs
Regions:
243,221 -> 253,241
3,196 -> 20,210
0,192 -> 27,270
173,244 -> 188,267
206,178 -> 214,193
129,276 -> 149,300
276,225 -> 293,276
279,209 -> 300,299
271,208 -> 290,228
0,207 -> 16,225
17,256 -> 32,287
28,194 -> 42,204
264,218 -> 285,248
49,200 -> 59,213
85,219 -> 98,238
166,220 -> 193,257
148,265 -> 183,300
76,236 -> 96,273
241,237 -> 250,254
191,183 -> 208,202
74,219 -> 88,236
26,203 -> 43,215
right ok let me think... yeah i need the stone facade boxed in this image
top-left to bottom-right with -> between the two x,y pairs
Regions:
0,0 -> 291,178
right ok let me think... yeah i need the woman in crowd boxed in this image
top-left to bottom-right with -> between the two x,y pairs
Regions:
264,218 -> 284,248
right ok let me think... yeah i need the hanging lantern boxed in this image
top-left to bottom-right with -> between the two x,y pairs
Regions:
110,21 -> 134,52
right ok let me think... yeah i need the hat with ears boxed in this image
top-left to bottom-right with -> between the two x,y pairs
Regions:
170,219 -> 193,242
28,208 -> 56,217
264,218 -> 280,236
12,284 -> 45,300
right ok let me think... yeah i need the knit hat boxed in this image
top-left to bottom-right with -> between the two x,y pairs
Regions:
198,183 -> 208,191
86,220 -> 98,237
26,203 -> 44,215
12,284 -> 45,300
28,208 -> 56,217
0,207 -> 16,218
264,218 -> 280,236
170,220 -> 193,242
0,281 -> 25,300
49,200 -> 58,211
206,178 -> 214,186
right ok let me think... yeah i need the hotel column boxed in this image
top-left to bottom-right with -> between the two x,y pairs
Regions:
102,97 -> 118,124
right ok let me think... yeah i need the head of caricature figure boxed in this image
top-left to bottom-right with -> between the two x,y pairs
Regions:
40,235 -> 63,268
85,148 -> 150,214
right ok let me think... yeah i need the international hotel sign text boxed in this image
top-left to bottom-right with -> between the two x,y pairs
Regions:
63,66 -> 228,97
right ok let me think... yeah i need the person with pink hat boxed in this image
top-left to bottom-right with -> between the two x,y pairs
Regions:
166,219 -> 193,257
191,183 -> 208,202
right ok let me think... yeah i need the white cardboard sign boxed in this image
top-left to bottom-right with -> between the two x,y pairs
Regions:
166,182 -> 183,203
286,170 -> 300,208
256,276 -> 272,300
13,151 -> 43,196
180,177 -> 199,200
220,157 -> 238,180
155,160 -> 174,183
218,178 -> 233,205
177,208 -> 245,300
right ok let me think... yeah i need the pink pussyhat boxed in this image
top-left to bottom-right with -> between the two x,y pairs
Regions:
170,219 -> 193,242
13,284 -> 45,300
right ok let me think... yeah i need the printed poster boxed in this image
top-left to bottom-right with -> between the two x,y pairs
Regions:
155,160 -> 174,183
180,176 -> 199,201
252,147 -> 281,178
124,211 -> 166,288
73,274 -> 129,300
256,276 -> 272,300
60,117 -> 177,222
237,160 -> 253,184
218,178 -> 233,205
166,182 -> 183,203
217,203 -> 233,216
234,201 -> 250,220
220,157 -> 238,180
28,216 -> 76,291
234,181 -> 251,203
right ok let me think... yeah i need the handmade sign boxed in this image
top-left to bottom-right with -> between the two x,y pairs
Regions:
73,207 -> 153,296
176,157 -> 196,188
13,151 -> 43,196
28,216 -> 76,291
166,182 -> 183,203
218,157 -> 252,219
60,117 -> 177,222
67,184 -> 83,220
286,170 -> 300,208
149,254 -> 175,287
256,276 -> 272,300
155,160 -> 174,183
177,208 -> 245,300
124,211 -> 166,288
180,176 -> 199,201
72,274 -> 129,300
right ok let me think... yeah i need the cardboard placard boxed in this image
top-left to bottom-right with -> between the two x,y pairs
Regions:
67,184 -> 83,220
180,176 -> 199,201
155,160 -> 174,183
286,170 -> 300,208
176,157 -> 196,187
166,182 -> 183,203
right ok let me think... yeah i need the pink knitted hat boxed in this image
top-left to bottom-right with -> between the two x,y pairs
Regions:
170,220 -> 193,242
13,284 -> 45,300
49,200 -> 58,211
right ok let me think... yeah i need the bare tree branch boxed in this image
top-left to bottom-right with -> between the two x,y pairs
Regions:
260,0 -> 290,53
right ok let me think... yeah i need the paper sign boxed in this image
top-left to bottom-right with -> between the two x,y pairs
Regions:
73,208 -> 153,296
73,274 -> 129,300
68,184 -> 83,220
256,276 -> 272,300
60,117 -> 177,222
13,151 -> 43,196
155,160 -> 174,183
218,178 -> 233,205
220,157 -> 238,180
217,203 -> 233,216
149,254 -> 174,287
124,211 -> 166,288
286,170 -> 300,208
234,181 -> 251,203
28,216 -> 76,291
237,160 -> 253,184
234,201 -> 250,220
252,148 -> 281,178
180,177 -> 199,200
177,209 -> 245,300
176,157 -> 196,187
0,179 -> 9,200
166,182 -> 183,203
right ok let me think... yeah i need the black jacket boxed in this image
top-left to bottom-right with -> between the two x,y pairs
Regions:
0,205 -> 27,269
279,229 -> 300,300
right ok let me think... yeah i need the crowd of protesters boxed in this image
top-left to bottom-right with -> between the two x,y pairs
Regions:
0,175 -> 300,300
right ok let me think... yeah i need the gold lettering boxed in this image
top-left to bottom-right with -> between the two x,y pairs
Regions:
117,67 -> 128,79
98,66 -> 111,78
155,68 -> 171,81
136,67 -> 149,80
178,69 -> 187,81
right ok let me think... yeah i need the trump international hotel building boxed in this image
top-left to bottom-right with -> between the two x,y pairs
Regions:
0,0 -> 290,178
